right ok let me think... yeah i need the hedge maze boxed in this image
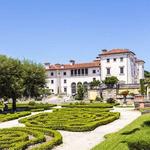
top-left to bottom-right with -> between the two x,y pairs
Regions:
0,127 -> 62,150
20,108 -> 120,132
0,104 -> 120,149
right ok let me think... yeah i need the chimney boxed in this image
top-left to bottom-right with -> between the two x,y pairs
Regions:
101,49 -> 107,53
44,62 -> 50,69
70,60 -> 75,65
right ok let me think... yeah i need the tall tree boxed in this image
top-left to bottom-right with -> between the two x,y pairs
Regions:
0,55 -> 23,111
22,60 -> 46,99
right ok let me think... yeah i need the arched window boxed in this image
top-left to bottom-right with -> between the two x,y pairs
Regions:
83,82 -> 88,93
71,82 -> 76,95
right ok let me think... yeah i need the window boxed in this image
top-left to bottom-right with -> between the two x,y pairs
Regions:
74,69 -> 77,76
106,68 -> 111,75
85,68 -> 88,75
93,70 -> 96,74
78,69 -> 80,75
120,57 -> 123,62
64,79 -> 67,83
51,80 -> 54,84
82,69 -> 84,75
51,72 -> 54,76
120,67 -> 124,74
64,87 -> 67,93
107,59 -> 110,63
93,78 -> 96,81
71,70 -> 73,76
63,72 -> 66,76
113,58 -> 116,62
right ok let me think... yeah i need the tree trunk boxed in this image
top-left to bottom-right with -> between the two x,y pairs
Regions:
12,97 -> 16,112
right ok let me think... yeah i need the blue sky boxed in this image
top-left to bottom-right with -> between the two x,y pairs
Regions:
0,0 -> 149,70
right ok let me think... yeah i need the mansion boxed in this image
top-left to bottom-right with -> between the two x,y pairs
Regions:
45,49 -> 145,96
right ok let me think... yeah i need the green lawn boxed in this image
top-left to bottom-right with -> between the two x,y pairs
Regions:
20,108 -> 119,132
0,127 -> 62,150
0,111 -> 31,122
92,113 -> 150,150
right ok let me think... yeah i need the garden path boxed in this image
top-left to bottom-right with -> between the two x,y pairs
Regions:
53,107 -> 141,150
0,107 -> 141,150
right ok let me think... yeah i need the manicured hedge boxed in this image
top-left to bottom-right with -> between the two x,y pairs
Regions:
61,103 -> 113,108
0,103 -> 56,112
0,111 -> 31,122
92,113 -> 150,150
20,108 -> 120,132
0,127 -> 62,150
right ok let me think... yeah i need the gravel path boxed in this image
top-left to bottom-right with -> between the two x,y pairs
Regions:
53,107 -> 141,150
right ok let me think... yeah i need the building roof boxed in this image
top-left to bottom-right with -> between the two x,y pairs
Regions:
100,49 -> 135,56
135,58 -> 145,63
46,60 -> 100,71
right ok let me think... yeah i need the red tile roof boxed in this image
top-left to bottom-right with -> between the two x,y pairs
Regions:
100,49 -> 135,56
46,61 -> 100,71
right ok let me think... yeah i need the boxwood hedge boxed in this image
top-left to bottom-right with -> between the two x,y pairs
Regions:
20,108 -> 120,132
0,111 -> 31,122
0,127 -> 62,150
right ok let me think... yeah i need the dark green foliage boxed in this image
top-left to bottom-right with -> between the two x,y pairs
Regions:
106,98 -> 116,103
22,60 -> 46,99
140,79 -> 146,95
20,108 -> 119,132
95,96 -> 103,102
75,83 -> 84,100
0,56 -> 47,111
0,127 -> 62,150
90,80 -> 101,89
144,70 -> 150,78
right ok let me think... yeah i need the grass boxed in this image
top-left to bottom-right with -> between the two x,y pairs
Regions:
0,111 -> 31,122
92,113 -> 150,150
20,108 -> 120,132
0,127 -> 62,150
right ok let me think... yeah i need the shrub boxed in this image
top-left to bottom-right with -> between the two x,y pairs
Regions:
95,96 -> 103,102
106,98 -> 116,103
28,101 -> 36,106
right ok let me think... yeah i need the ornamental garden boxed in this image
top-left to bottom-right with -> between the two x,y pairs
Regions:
0,55 -> 150,150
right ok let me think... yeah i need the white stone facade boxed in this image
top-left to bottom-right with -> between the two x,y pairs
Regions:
45,49 -> 145,95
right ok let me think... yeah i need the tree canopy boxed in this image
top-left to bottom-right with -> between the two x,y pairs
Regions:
145,70 -> 150,78
103,76 -> 118,88
0,55 -> 46,111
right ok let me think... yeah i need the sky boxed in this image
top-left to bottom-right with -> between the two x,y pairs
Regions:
0,0 -> 149,70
